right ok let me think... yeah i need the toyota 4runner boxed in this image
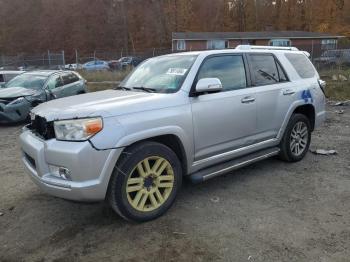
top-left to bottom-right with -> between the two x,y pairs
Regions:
20,46 -> 326,222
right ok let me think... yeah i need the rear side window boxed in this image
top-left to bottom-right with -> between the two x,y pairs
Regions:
62,73 -> 79,85
248,54 -> 280,86
197,55 -> 247,91
285,53 -> 316,79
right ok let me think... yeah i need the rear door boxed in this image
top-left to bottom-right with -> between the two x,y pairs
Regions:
61,72 -> 83,96
191,54 -> 257,162
247,53 -> 295,141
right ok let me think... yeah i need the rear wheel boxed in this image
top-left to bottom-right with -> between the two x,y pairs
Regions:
279,113 -> 311,162
108,141 -> 182,222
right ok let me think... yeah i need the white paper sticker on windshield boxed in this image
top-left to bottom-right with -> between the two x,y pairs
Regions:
166,68 -> 187,76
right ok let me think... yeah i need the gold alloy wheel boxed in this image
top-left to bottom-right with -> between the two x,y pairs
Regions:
126,156 -> 175,212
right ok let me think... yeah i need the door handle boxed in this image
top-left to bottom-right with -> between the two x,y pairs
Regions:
283,89 -> 296,95
241,96 -> 255,103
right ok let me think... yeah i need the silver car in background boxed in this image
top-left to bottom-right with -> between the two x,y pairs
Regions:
0,70 -> 24,88
0,70 -> 87,124
20,46 -> 326,222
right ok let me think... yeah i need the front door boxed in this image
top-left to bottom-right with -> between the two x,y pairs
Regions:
45,74 -> 65,100
191,54 -> 257,163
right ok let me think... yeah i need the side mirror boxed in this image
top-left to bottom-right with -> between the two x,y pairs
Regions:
195,78 -> 223,93
46,89 -> 57,100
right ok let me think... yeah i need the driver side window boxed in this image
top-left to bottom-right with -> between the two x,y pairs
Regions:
197,55 -> 247,91
46,75 -> 63,90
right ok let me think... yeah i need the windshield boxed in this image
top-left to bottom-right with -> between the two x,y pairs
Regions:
121,55 -> 197,93
5,74 -> 47,89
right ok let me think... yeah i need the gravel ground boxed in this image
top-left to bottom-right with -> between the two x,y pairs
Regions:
0,104 -> 349,262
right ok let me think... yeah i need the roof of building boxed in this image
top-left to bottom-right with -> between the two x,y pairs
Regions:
172,31 -> 343,40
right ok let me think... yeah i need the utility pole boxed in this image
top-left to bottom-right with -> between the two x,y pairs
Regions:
117,0 -> 128,55
254,0 -> 259,31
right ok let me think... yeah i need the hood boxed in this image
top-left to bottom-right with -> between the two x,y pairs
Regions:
32,89 -> 185,121
0,87 -> 37,98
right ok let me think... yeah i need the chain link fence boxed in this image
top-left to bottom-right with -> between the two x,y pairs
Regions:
1,44 -> 349,75
0,51 -> 65,70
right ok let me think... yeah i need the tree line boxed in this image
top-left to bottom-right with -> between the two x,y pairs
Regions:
0,0 -> 349,56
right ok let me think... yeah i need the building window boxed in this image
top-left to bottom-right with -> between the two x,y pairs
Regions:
269,39 -> 291,47
321,39 -> 337,50
207,40 -> 229,50
177,40 -> 186,51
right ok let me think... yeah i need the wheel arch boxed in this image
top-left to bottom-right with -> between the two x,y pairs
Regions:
119,134 -> 188,176
292,104 -> 315,131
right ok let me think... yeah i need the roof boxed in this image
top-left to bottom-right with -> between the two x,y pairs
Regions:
24,70 -> 64,76
172,31 -> 343,40
0,70 -> 24,74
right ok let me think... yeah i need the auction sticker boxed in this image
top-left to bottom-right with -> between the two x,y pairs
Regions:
166,68 -> 187,76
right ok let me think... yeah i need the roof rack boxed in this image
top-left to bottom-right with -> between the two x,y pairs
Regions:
235,45 -> 299,51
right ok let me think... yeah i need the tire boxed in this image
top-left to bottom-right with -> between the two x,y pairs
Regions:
108,141 -> 182,222
279,113 -> 311,162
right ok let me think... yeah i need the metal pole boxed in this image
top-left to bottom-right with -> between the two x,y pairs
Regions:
75,49 -> 78,65
93,50 -> 96,61
48,50 -> 51,68
62,50 -> 65,67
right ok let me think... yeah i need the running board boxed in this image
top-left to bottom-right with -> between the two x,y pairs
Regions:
189,147 -> 280,184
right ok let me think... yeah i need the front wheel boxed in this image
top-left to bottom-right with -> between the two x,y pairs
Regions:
108,141 -> 182,222
279,113 -> 311,162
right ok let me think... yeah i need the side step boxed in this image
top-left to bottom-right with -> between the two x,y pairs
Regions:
189,147 -> 280,184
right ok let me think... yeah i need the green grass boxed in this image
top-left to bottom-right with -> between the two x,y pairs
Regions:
78,69 -> 131,92
78,70 -> 131,83
319,68 -> 350,100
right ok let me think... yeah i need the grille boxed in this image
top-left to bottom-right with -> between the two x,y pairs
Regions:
28,115 -> 55,140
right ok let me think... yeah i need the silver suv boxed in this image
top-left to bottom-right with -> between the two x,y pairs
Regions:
20,46 -> 326,222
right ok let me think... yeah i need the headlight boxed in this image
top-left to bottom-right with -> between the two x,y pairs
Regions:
54,117 -> 103,141
9,97 -> 25,105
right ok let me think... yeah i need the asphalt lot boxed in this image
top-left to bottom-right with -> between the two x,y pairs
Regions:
0,104 -> 349,262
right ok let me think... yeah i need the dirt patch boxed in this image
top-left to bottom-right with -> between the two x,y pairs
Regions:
0,105 -> 349,262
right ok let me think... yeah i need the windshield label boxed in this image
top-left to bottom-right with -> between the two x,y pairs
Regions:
166,68 -> 187,76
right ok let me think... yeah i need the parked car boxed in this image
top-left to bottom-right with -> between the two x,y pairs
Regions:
0,70 -> 86,124
82,60 -> 110,71
20,46 -> 326,222
314,49 -> 350,67
118,56 -> 142,68
0,70 -> 25,88
108,60 -> 122,71
64,63 -> 83,70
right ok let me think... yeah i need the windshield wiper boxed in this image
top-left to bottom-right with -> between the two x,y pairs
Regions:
114,86 -> 132,91
132,86 -> 156,93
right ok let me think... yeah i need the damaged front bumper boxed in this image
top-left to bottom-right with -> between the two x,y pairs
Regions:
0,100 -> 31,124
20,128 -> 124,201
